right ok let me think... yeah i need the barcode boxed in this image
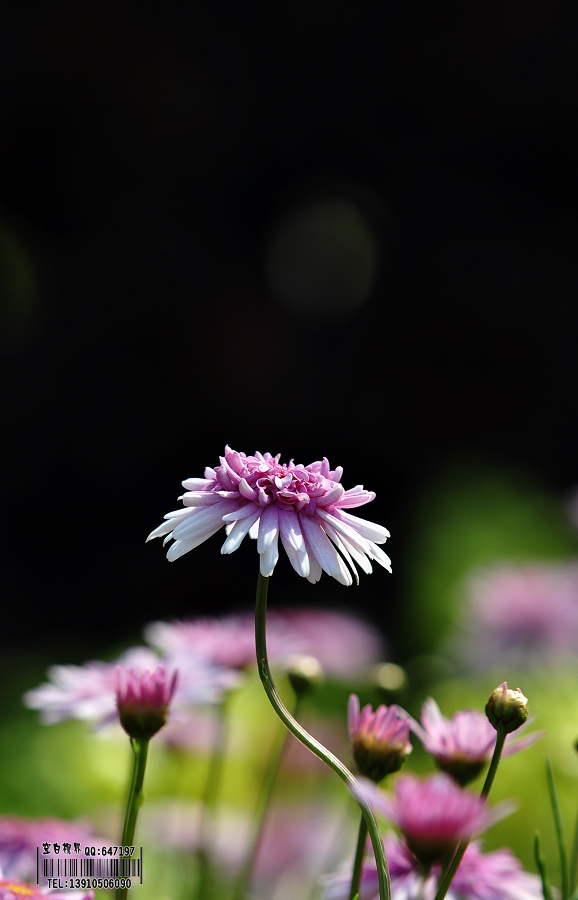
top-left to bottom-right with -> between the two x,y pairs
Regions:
41,857 -> 142,880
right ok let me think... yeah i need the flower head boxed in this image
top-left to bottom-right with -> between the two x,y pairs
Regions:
348,694 -> 412,782
0,818 -> 100,887
116,665 -> 178,739
357,774 -> 511,870
146,446 -> 391,584
0,866 -> 93,900
319,836 -> 543,900
24,646 -> 238,730
413,698 -> 542,786
144,613 -> 297,671
454,562 -> 578,671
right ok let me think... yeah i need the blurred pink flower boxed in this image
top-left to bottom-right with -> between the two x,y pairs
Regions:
348,694 -> 412,781
24,646 -> 238,729
357,774 -> 511,868
0,875 -> 92,900
0,819 -> 102,889
274,608 -> 385,677
146,446 -> 391,584
320,836 -> 542,900
145,606 -> 385,678
144,613 -> 297,671
455,561 -> 578,669
412,698 -> 543,785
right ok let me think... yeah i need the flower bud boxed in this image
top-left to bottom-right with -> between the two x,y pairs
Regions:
485,682 -> 528,734
115,665 -> 178,740
286,654 -> 324,698
348,694 -> 412,782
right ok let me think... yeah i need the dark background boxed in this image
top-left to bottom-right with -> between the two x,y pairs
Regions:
1,1 -> 577,658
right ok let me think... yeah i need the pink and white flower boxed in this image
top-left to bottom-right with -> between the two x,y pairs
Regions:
412,698 -> 543,785
24,646 -> 238,729
0,819 -> 102,888
454,561 -> 578,670
356,773 -> 512,869
146,446 -> 391,584
319,836 -> 543,900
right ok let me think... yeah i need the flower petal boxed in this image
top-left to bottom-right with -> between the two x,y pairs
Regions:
221,508 -> 262,554
300,517 -> 352,586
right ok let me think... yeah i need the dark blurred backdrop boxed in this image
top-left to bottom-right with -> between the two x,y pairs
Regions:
1,1 -> 577,658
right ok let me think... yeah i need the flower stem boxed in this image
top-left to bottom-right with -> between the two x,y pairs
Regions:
433,726 -> 507,900
116,737 -> 149,900
349,815 -> 369,900
254,571 -> 390,900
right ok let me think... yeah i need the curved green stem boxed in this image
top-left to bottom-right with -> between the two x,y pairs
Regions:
433,727 -> 507,900
116,737 -> 149,900
254,571 -> 390,900
350,815 -> 369,900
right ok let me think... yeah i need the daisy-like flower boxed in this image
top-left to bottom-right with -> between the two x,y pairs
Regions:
24,646 -> 239,729
319,835 -> 543,900
412,698 -> 543,786
453,562 -> 578,671
144,613 -> 299,671
0,818 -> 102,887
348,694 -> 412,782
356,773 -> 511,870
146,446 -> 391,584
0,867 -> 93,900
116,665 -> 178,739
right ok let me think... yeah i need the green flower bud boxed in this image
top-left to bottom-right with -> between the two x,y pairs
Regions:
286,654 -> 324,698
485,682 -> 528,734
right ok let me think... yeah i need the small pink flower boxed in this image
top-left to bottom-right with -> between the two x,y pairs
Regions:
357,773 -> 511,869
146,446 -> 391,584
348,694 -> 412,781
0,819 -> 102,888
115,665 -> 178,739
412,698 -> 543,785
319,836 -> 543,900
144,613 -> 298,671
0,867 -> 93,900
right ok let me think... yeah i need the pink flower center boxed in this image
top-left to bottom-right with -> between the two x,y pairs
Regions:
215,453 -> 342,513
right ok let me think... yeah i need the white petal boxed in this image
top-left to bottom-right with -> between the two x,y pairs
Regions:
366,540 -> 392,572
178,491 -> 225,506
166,524 -> 224,561
171,501 -> 238,541
260,528 -> 280,576
257,505 -> 279,553
279,528 -> 310,577
277,508 -> 305,551
146,518 -> 182,542
221,508 -> 262,554
222,504 -> 259,523
337,510 -> 390,543
300,517 -> 352,586
181,477 -> 213,490
303,538 -> 323,583
317,510 -> 377,557
320,521 -> 359,584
